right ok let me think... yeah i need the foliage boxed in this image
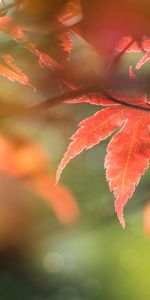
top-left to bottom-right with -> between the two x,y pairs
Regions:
0,0 -> 150,227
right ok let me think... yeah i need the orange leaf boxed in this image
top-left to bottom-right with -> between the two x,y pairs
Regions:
28,43 -> 60,70
0,54 -> 32,87
58,0 -> 82,26
30,174 -> 80,226
14,144 -> 48,177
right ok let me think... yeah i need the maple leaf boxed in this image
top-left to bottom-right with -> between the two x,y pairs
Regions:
116,35 -> 150,53
56,92 -> 150,227
0,16 -> 60,86
80,0 -> 150,61
57,0 -> 83,48
0,54 -> 32,87
0,16 -> 26,40
116,35 -> 150,71
28,43 -> 60,70
127,37 -> 150,71
58,0 -> 82,27
57,31 -> 72,57
0,138 -> 79,226
31,174 -> 80,226
15,143 -> 80,226
0,16 -> 60,71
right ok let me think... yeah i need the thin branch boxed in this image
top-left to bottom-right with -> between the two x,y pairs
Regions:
2,83 -> 150,120
32,85 -> 150,112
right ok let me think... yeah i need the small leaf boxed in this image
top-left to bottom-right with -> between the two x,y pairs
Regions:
0,54 -> 32,88
58,31 -> 72,56
28,43 -> 60,70
0,16 -> 25,40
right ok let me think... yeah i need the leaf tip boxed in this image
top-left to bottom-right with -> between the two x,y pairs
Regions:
55,170 -> 61,185
120,217 -> 126,229
56,161 -> 64,185
129,65 -> 136,80
115,201 -> 126,229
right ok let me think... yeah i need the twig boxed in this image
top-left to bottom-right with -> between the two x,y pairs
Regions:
2,83 -> 150,120
32,85 -> 150,112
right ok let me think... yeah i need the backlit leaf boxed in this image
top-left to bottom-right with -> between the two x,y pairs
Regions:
57,92 -> 150,227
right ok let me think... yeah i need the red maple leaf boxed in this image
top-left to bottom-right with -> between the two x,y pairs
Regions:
13,142 -> 80,226
0,16 -> 26,40
0,135 -> 79,226
0,54 -> 33,87
0,16 -> 60,71
28,43 -> 60,70
116,35 -> 150,53
58,0 -> 82,27
56,92 -> 150,227
116,35 -> 150,71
